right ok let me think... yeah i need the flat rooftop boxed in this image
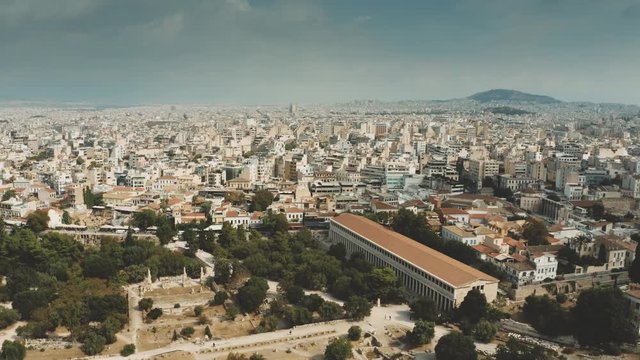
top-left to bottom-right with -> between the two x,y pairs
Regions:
331,213 -> 498,288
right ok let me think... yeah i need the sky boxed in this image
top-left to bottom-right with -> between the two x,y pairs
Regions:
1,0 -> 639,105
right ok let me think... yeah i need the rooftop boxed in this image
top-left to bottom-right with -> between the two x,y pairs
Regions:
331,213 -> 498,288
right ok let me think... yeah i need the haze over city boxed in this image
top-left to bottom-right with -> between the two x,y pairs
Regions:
2,1 -> 640,360
1,0 -> 640,105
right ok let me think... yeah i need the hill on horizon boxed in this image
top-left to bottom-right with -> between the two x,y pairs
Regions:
468,89 -> 561,104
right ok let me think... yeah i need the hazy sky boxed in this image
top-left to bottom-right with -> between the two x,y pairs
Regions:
1,0 -> 639,105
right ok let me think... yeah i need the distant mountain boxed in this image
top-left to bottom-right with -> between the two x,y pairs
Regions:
468,89 -> 561,104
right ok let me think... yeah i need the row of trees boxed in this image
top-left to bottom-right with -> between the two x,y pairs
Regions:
130,209 -> 177,245
202,214 -> 406,304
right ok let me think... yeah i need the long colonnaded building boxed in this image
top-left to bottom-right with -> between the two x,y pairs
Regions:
329,213 -> 498,310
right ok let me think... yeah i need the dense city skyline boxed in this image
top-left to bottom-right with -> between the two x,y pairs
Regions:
1,0 -> 640,105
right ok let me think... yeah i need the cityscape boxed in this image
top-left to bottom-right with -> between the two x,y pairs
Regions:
1,1 -> 640,360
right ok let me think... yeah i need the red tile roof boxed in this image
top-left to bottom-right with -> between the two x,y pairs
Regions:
331,213 -> 498,287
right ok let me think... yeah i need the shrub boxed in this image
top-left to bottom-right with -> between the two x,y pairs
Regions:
212,291 -> 229,306
146,308 -> 163,321
473,320 -> 498,343
137,298 -> 153,312
348,325 -> 362,341
80,332 -> 106,356
120,344 -> 135,357
556,293 -> 567,304
180,327 -> 195,338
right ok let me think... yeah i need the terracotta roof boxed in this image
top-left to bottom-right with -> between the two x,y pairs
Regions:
371,199 -> 397,210
473,244 -> 497,255
331,213 -> 498,288
401,199 -> 429,208
505,261 -> 535,272
440,208 -> 469,215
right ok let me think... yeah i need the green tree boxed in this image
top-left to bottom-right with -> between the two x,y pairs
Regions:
324,337 -> 353,360
0,309 -> 20,330
180,327 -> 195,338
62,210 -> 72,224
406,320 -> 435,346
319,301 -> 344,321
473,320 -> 498,343
146,308 -> 163,321
212,291 -> 229,305
138,298 -> 153,312
0,340 -> 26,360
262,211 -> 289,233
156,219 -> 176,245
131,210 -> 157,231
226,304 -> 240,320
571,287 -> 637,346
301,294 -> 324,312
249,354 -> 265,360
409,297 -> 438,322
120,344 -> 135,357
80,332 -> 106,356
183,228 -> 198,257
629,243 -> 640,283
347,325 -> 362,341
522,295 -> 570,336
522,219 -> 548,246
250,190 -> 274,212
283,306 -> 313,326
12,289 -> 52,320
2,189 -> 16,201
284,285 -> 305,305
25,210 -> 49,233
83,188 -> 103,207
218,222 -> 238,248
368,267 -> 404,303
495,338 -> 550,360
328,243 -> 347,261
591,202 -> 605,220
343,296 -> 372,320
435,332 -> 476,360
225,191 -> 245,205
457,289 -> 487,324
214,259 -> 233,285
237,277 -> 269,313
597,244 -> 608,265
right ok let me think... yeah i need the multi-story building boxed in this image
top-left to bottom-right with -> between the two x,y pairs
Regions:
329,213 -> 498,310
441,225 -> 483,246
622,174 -> 640,199
384,163 -> 412,189
623,284 -> 640,336
496,174 -> 538,192
468,159 -> 500,185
